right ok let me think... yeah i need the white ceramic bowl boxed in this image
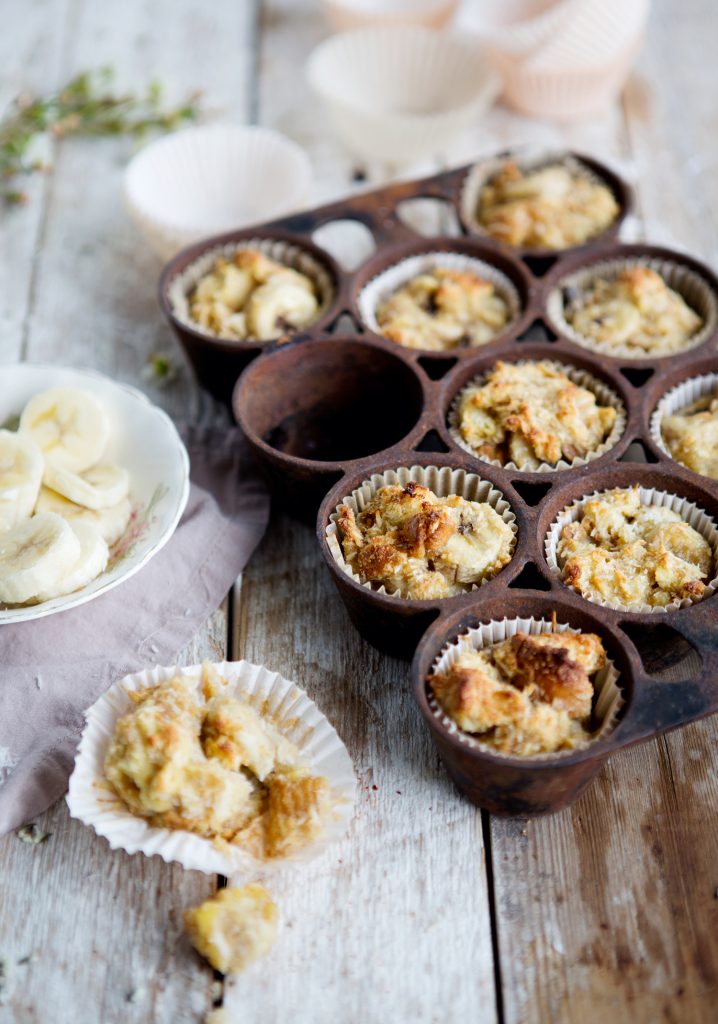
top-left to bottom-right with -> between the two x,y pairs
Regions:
306,27 -> 499,164
321,0 -> 459,32
0,365 -> 189,624
124,124 -> 313,260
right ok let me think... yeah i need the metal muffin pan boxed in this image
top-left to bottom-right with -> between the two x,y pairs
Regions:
159,153 -> 718,815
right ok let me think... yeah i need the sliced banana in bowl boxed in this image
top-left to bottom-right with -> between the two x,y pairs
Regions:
0,365 -> 189,623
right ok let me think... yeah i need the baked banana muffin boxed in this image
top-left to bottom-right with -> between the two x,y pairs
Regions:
189,249 -> 320,341
456,360 -> 618,469
375,267 -> 511,351
476,161 -> 619,250
184,884 -> 278,974
104,666 -> 330,858
429,627 -> 607,756
336,480 -> 514,599
557,486 -> 713,609
661,390 -> 718,480
564,267 -> 703,356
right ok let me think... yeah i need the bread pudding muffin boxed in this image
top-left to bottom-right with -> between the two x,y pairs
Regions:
374,266 -> 511,352
185,884 -> 278,974
662,390 -> 718,480
189,248 -> 320,341
556,486 -> 713,609
476,161 -> 619,250
564,267 -> 703,356
336,480 -> 514,599
104,667 -> 331,858
429,627 -> 607,756
455,360 -> 618,469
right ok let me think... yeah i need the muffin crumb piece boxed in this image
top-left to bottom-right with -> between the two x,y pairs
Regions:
185,884 -> 278,974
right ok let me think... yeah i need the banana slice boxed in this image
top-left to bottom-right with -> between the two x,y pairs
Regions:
245,275 -> 318,339
19,387 -> 110,472
35,487 -> 132,546
0,512 -> 81,604
35,521 -> 109,601
0,429 -> 44,531
42,461 -> 130,510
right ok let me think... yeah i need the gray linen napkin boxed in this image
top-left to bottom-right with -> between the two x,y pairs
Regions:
0,426 -> 270,834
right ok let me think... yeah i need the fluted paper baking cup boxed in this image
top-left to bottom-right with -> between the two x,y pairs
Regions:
546,255 -> 718,360
67,661 -> 357,876
459,148 -> 616,242
167,238 -> 336,343
322,0 -> 459,31
426,615 -> 623,759
545,487 -> 718,614
448,358 -> 626,472
466,0 -> 585,57
651,373 -> 718,474
326,464 -> 517,597
357,250 -> 521,347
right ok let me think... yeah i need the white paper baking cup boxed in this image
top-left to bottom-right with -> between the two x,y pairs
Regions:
545,487 -> 718,614
167,237 -> 336,343
124,124 -> 313,261
306,27 -> 499,164
651,373 -> 718,474
322,0 -> 459,32
459,148 -> 618,242
67,661 -> 357,876
460,0 -> 586,58
357,250 -> 521,348
326,464 -> 517,598
448,359 -> 626,472
426,615 -> 623,759
547,255 -> 718,360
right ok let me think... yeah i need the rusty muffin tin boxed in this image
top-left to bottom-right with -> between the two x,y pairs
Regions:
159,153 -> 718,815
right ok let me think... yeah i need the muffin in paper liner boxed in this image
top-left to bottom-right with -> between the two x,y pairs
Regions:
356,250 -> 522,348
546,255 -> 718,360
447,358 -> 627,473
66,661 -> 357,877
545,486 -> 718,614
326,464 -> 517,598
458,148 -> 619,243
651,372 -> 718,477
426,615 -> 623,760
167,237 -> 336,343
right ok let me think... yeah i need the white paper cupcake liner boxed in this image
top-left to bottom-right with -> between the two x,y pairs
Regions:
357,250 -> 521,348
167,238 -> 336,343
67,661 -> 357,877
651,373 -> 718,472
546,255 -> 718,360
545,486 -> 718,614
326,464 -> 517,598
426,615 -> 623,760
447,358 -> 626,472
467,0 -> 584,57
322,0 -> 459,32
459,148 -> 616,241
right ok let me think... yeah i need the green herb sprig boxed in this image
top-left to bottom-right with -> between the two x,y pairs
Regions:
1,67 -> 202,205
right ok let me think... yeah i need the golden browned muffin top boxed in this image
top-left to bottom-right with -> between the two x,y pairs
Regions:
477,161 -> 619,250
456,360 -> 617,469
337,481 -> 514,600
557,486 -> 713,609
189,248 -> 319,341
564,266 -> 703,355
375,267 -> 510,352
662,391 -> 718,480
429,627 -> 607,756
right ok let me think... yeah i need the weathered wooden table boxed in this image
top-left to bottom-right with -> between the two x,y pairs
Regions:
1,1 -> 717,1021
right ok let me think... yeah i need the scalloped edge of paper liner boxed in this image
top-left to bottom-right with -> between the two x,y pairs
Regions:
650,372 -> 718,477
545,486 -> 718,614
66,661 -> 357,877
458,148 -> 617,242
425,615 -> 623,761
356,249 -> 522,350
326,464 -> 517,599
545,255 -> 718,360
447,358 -> 627,473
167,237 -> 336,343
